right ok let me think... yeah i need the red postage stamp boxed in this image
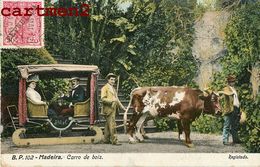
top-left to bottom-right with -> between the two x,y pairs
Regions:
0,0 -> 44,48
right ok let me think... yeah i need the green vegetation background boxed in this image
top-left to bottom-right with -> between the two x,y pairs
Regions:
1,0 -> 259,152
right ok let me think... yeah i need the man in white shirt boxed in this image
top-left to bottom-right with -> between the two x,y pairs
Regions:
221,75 -> 241,145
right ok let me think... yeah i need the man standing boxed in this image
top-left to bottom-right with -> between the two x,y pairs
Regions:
101,73 -> 126,145
221,75 -> 241,145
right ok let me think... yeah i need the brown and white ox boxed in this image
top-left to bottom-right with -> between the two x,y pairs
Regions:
123,86 -> 221,147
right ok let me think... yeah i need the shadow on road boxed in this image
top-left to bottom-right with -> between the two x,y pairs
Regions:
143,137 -> 183,145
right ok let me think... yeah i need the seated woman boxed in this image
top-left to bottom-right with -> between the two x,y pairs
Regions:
26,74 -> 57,117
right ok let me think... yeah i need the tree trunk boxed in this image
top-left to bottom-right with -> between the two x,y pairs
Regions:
192,11 -> 230,89
90,0 -> 96,50
250,63 -> 260,99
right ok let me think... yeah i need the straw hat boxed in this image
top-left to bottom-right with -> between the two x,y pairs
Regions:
26,74 -> 39,83
227,75 -> 236,83
69,77 -> 80,81
218,86 -> 234,96
105,73 -> 117,80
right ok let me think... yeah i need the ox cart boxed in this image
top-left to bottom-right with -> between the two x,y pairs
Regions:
8,64 -> 104,146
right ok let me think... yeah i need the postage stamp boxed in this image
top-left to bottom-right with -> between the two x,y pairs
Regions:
0,0 -> 44,48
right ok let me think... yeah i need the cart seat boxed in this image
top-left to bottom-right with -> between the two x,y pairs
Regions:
74,98 -> 90,117
27,99 -> 48,118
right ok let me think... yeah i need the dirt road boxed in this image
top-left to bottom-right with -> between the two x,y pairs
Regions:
1,132 -> 245,153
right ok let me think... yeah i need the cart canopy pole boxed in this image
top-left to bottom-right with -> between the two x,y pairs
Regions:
90,73 -> 97,125
18,78 -> 27,126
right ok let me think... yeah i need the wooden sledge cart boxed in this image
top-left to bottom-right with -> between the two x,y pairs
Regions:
8,64 -> 104,146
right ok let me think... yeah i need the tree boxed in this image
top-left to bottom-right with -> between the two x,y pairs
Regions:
224,2 -> 260,99
44,0 -> 198,94
112,0 -> 198,93
211,1 -> 260,152
45,0 -> 129,73
1,48 -> 56,95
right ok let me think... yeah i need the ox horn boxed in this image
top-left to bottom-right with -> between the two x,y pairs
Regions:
203,87 -> 213,96
202,91 -> 209,97
213,91 -> 220,96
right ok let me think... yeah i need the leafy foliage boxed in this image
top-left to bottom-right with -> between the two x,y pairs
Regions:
210,2 -> 260,152
37,79 -> 70,103
1,0 -> 258,153
117,0 -> 198,132
186,2 -> 259,153
44,0 -> 199,134
117,0 -> 198,93
1,49 -> 56,96
221,2 -> 260,153
45,0 -> 128,73
154,118 -> 176,132
216,0 -> 258,10
192,115 -> 223,134
238,84 -> 260,152
44,0 -> 198,91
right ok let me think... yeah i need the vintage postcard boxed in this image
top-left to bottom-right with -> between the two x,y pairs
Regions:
1,0 -> 260,166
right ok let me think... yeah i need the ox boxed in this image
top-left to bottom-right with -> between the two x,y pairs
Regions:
123,86 -> 221,147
